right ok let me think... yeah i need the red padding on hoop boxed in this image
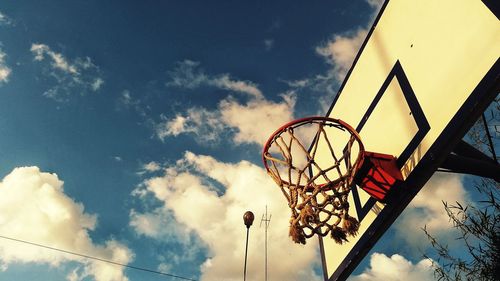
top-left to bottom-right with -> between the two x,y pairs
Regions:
354,152 -> 403,202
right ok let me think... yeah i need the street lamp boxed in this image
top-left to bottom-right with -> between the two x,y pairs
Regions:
243,211 -> 254,281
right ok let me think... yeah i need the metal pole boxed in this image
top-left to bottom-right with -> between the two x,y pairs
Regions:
244,227 -> 250,281
482,113 -> 498,163
260,206 -> 271,281
264,216 -> 268,281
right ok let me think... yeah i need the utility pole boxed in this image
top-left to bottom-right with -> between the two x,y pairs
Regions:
260,206 -> 272,281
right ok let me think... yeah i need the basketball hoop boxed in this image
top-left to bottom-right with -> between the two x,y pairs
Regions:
262,117 -> 364,244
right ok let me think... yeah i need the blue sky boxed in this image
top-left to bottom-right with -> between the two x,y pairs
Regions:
0,1 -> 486,281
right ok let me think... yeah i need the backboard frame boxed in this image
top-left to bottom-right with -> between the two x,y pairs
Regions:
318,0 -> 500,279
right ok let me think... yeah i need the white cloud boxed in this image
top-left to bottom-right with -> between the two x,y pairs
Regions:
0,48 -> 11,84
394,174 -> 467,251
158,61 -> 295,145
129,206 -> 204,272
120,90 -> 133,106
130,209 -> 165,238
264,39 -> 274,51
282,78 -> 310,88
315,28 -> 368,83
348,253 -> 434,281
129,208 -> 194,245
219,92 -> 295,144
141,161 -> 162,173
0,12 -> 12,83
91,78 -> 104,91
30,43 -> 104,102
156,107 -> 226,143
212,74 -> 263,99
116,90 -> 148,117
132,152 -> 321,281
0,11 -> 13,26
118,90 -> 140,109
156,94 -> 295,145
166,60 -> 208,89
365,0 -> 385,9
0,166 -> 133,281
155,245 -> 203,280
160,115 -> 188,137
31,44 -> 78,74
167,60 -> 263,99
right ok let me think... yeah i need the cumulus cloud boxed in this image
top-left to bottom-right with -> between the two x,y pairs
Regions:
0,11 -> 13,26
315,28 -> 368,82
219,93 -> 295,144
0,166 -> 133,281
158,60 -> 295,145
129,208 -> 195,246
160,115 -> 188,137
141,161 -> 162,173
156,96 -> 294,145
132,152 -> 320,281
30,43 -> 104,102
348,253 -> 434,281
0,48 -> 11,84
394,174 -> 467,251
157,249 -> 200,277
156,107 -> 226,143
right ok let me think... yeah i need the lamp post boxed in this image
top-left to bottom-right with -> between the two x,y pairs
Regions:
243,211 -> 254,281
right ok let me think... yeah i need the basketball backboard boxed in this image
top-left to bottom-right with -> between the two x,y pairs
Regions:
318,0 -> 500,280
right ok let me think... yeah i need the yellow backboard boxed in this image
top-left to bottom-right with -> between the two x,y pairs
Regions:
319,0 -> 500,280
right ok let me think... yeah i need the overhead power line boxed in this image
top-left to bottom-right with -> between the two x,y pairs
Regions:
0,235 -> 196,281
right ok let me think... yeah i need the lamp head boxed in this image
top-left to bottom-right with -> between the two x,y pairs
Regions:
243,211 -> 254,229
